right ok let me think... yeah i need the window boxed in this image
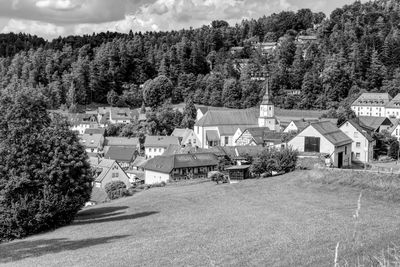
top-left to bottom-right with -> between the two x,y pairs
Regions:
356,142 -> 361,148
149,148 -> 152,152
159,148 -> 162,152
356,153 -> 360,159
304,137 -> 320,152
354,132 -> 358,138
345,146 -> 347,155
193,139 -> 196,144
268,107 -> 272,110
225,136 -> 229,145
112,173 -> 119,178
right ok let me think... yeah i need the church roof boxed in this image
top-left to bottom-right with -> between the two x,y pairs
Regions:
195,109 -> 258,127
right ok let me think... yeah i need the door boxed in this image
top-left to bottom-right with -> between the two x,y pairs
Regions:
338,152 -> 343,168
304,137 -> 320,152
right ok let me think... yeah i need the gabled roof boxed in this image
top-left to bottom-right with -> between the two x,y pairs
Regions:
309,121 -> 352,146
218,125 -> 258,136
132,156 -> 148,168
385,94 -> 400,109
339,120 -> 374,142
143,153 -> 218,173
162,144 -> 206,156
104,146 -> 137,162
110,108 -> 132,120
357,116 -> 393,132
80,134 -> 103,148
68,113 -> 98,126
292,119 -> 318,131
171,128 -> 187,138
352,93 -> 392,107
95,159 -> 119,182
198,107 -> 209,115
195,109 -> 258,127
105,137 -> 139,147
144,136 -> 180,147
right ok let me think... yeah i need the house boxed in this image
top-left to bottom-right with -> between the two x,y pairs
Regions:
194,109 -> 259,148
235,127 -> 282,147
351,93 -> 392,117
284,89 -> 301,96
283,119 -> 318,133
162,144 -> 206,156
288,121 -> 352,168
69,113 -> 99,134
296,35 -> 317,45
196,107 -> 209,121
143,153 -> 218,184
104,146 -> 138,169
144,136 -> 180,159
171,128 -> 200,147
252,42 -> 277,56
339,120 -> 375,163
80,133 -> 104,154
357,116 -> 393,133
109,108 -> 133,124
93,159 -> 131,189
388,121 -> 400,141
385,94 -> 400,118
230,46 -> 244,55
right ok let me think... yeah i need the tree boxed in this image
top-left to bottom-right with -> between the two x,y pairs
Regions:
0,89 -> 92,241
107,90 -> 120,107
222,78 -> 242,108
181,98 -> 197,129
143,75 -> 173,108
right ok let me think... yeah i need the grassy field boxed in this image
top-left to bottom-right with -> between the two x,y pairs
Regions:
1,170 -> 399,266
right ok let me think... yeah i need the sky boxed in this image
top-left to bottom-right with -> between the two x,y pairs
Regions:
0,0 -> 361,40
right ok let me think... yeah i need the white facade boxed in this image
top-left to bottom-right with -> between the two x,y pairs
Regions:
194,125 -> 219,149
283,121 -> 299,133
351,106 -> 385,117
386,108 -> 400,119
144,170 -> 170,185
390,124 -> 400,140
232,128 -> 243,146
288,125 -> 352,168
339,122 -> 374,163
145,147 -> 166,159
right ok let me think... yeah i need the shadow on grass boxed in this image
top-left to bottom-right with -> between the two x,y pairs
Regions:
0,235 -> 128,263
73,211 -> 159,225
75,206 -> 130,220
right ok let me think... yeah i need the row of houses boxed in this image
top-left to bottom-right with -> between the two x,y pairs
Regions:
351,92 -> 400,119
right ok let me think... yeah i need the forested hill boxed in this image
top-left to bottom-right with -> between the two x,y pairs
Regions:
1,0 -> 400,112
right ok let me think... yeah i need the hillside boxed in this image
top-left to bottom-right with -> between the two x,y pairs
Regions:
1,0 -> 400,113
1,171 -> 399,266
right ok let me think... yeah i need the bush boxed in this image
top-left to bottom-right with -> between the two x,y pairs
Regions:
104,181 -> 128,200
250,147 -> 298,177
0,90 -> 93,242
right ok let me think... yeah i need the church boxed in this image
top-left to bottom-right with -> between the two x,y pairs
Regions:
193,80 -> 280,148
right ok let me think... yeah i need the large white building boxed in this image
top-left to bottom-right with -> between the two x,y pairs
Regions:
351,93 -> 392,118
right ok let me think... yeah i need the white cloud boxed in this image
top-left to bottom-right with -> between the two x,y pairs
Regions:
36,0 -> 81,11
1,18 -> 67,38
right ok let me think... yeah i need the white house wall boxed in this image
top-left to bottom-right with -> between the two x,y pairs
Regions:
144,170 -> 170,184
340,122 -> 373,163
351,106 -> 385,117
283,121 -> 298,133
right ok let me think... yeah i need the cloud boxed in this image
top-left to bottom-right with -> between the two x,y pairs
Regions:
0,0 -> 364,40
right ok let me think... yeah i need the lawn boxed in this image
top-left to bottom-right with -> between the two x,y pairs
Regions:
1,171 -> 399,266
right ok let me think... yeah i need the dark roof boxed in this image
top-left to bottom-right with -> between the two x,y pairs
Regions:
68,113 -> 98,126
143,153 -> 218,173
104,146 -> 137,162
105,137 -> 139,147
226,165 -> 251,170
206,130 -> 220,141
198,107 -> 209,115
144,136 -> 180,147
310,121 -> 352,146
162,144 -> 206,156
339,120 -> 374,142
352,93 -> 392,107
195,109 -> 258,127
79,134 -> 103,148
357,116 -> 393,131
84,128 -> 105,135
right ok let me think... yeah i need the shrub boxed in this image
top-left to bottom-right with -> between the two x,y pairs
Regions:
104,181 -> 128,200
0,90 -> 93,242
250,147 -> 298,177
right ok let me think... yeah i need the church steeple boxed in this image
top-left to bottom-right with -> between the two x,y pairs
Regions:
261,78 -> 272,105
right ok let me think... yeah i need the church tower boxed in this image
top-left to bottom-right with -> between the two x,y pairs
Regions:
258,78 -> 277,130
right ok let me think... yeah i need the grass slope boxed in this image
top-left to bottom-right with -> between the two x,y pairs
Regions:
1,171 -> 399,266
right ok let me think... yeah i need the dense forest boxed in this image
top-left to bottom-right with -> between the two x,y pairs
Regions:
1,0 -> 400,112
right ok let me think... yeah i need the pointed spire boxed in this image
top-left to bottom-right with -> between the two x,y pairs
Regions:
261,77 -> 272,105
